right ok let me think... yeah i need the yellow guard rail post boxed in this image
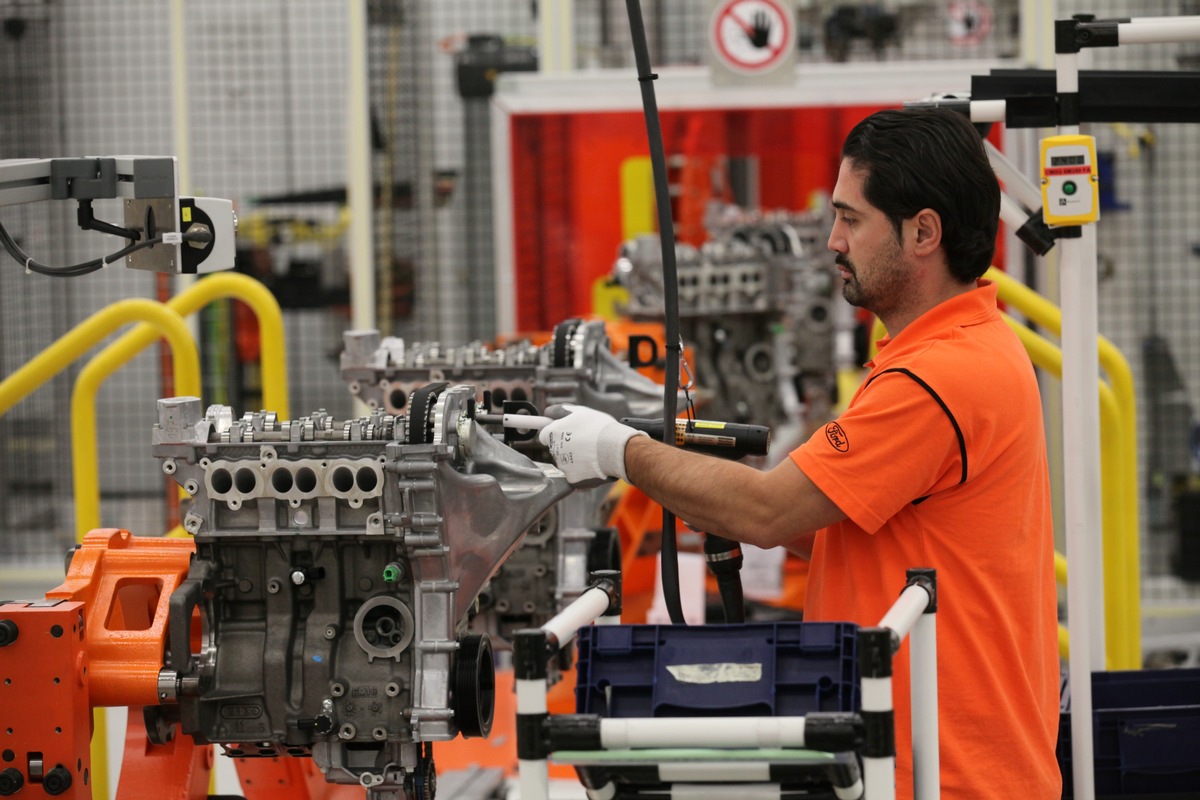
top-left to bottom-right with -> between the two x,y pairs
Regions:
1004,313 -> 1122,669
988,267 -> 1142,669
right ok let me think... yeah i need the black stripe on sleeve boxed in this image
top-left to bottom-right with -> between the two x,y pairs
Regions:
864,367 -> 968,501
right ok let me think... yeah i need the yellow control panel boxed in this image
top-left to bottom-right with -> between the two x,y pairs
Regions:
1040,134 -> 1099,226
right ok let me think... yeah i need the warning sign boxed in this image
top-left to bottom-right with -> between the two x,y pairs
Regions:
709,0 -> 795,79
947,0 -> 993,46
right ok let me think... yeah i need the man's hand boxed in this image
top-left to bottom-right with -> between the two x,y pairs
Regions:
537,404 -> 648,485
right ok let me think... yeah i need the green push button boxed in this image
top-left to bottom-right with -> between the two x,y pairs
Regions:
1063,180 -> 1077,196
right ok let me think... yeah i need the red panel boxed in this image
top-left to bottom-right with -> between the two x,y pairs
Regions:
565,113 -> 648,328
0,600 -> 92,799
507,102 -> 1004,334
116,708 -> 211,800
985,122 -> 1008,274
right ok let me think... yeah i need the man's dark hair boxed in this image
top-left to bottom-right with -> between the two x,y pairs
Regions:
841,108 -> 1001,283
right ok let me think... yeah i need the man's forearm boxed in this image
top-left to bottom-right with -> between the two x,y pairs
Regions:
622,435 -> 840,549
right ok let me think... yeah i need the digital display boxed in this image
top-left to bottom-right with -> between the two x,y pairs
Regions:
1051,154 -> 1086,166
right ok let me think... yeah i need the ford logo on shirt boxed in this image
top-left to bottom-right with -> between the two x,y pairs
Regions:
825,422 -> 849,452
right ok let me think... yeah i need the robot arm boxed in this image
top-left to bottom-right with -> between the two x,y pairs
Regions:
0,156 -> 235,275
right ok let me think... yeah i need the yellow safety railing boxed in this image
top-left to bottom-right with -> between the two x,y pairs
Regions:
73,272 -> 290,538
0,299 -> 196,422
0,297 -> 199,429
988,267 -> 1141,670
1004,314 -> 1123,669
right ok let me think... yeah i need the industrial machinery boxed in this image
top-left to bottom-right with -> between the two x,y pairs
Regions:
0,156 -> 235,275
340,319 -> 666,643
0,389 -> 572,799
342,318 -> 668,426
611,204 -> 845,450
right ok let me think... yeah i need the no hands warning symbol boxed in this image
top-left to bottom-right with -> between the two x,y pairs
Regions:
947,0 -> 993,46
710,0 -> 794,75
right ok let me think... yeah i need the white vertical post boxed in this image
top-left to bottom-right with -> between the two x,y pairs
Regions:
859,626 -> 897,800
170,0 -> 197,318
1019,0 -> 1055,68
538,0 -> 576,74
347,0 -> 376,341
910,612 -> 939,800
1055,35 -> 1098,800
861,676 -> 895,800
169,0 -> 191,197
489,95 -> 516,337
515,627 -> 552,800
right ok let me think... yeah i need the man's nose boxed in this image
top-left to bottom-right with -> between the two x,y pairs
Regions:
827,228 -> 846,253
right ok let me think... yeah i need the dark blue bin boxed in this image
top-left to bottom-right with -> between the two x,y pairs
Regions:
574,622 -> 858,718
1059,668 -> 1200,797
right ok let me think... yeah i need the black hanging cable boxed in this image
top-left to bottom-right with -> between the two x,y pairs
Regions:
623,0 -> 685,624
0,217 -> 165,277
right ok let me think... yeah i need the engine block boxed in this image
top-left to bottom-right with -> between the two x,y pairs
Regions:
151,389 -> 569,796
612,205 -> 846,438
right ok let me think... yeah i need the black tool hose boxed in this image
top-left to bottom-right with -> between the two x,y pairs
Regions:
624,0 -> 686,624
704,533 -> 746,624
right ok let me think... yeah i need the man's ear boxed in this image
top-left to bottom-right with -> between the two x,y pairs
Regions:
909,208 -> 942,256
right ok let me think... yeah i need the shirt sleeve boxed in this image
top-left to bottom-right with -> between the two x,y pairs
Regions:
790,369 -> 964,533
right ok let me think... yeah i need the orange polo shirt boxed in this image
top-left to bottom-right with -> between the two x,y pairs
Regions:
791,280 -> 1060,799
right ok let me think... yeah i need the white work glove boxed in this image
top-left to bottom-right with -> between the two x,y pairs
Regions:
537,404 -> 648,485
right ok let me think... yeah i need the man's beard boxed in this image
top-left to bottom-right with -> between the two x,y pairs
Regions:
835,236 -> 910,315
836,255 -> 863,307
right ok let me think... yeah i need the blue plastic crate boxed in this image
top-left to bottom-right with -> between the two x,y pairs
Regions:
1059,668 -> 1200,797
574,622 -> 858,718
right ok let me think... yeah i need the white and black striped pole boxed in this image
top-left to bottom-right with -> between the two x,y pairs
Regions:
863,569 -> 938,800
515,572 -> 622,800
514,626 -> 552,800
885,569 -> 939,800
857,627 -> 895,800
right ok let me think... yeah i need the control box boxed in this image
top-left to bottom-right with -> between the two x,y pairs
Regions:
1040,134 -> 1099,226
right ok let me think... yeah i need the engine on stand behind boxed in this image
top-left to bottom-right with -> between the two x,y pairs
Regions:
611,204 -> 851,455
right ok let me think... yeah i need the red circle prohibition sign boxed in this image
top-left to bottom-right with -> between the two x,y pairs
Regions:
711,0 -> 793,74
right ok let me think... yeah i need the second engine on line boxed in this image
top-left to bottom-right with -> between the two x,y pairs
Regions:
338,319 -> 664,645
611,204 -> 849,449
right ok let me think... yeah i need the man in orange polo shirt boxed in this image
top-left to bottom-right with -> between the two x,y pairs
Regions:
537,108 -> 1060,798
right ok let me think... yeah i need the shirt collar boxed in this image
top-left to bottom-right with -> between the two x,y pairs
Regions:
870,279 -> 999,367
